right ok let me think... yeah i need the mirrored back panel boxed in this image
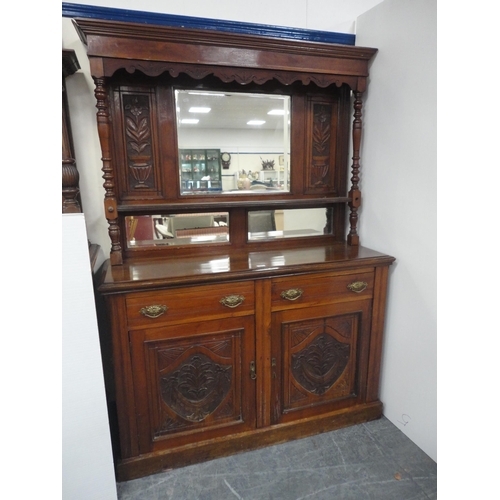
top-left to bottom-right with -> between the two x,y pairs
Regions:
126,213 -> 230,248
124,208 -> 332,250
176,90 -> 291,196
248,208 -> 332,241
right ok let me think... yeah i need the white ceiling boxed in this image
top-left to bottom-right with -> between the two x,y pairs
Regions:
176,90 -> 290,131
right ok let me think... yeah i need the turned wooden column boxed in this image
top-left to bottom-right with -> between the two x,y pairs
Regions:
93,76 -> 123,265
347,90 -> 363,246
62,50 -> 82,213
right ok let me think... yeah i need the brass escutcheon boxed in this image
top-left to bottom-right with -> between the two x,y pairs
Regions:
140,304 -> 168,318
347,281 -> 368,293
220,294 -> 245,308
280,288 -> 304,301
250,361 -> 257,380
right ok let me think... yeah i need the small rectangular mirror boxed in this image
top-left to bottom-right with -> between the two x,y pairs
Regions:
126,213 -> 229,248
248,208 -> 332,241
176,90 -> 291,195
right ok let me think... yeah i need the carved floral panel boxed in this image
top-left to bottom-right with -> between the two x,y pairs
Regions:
160,352 -> 233,423
306,101 -> 338,193
122,93 -> 156,191
149,334 -> 242,437
283,315 -> 357,412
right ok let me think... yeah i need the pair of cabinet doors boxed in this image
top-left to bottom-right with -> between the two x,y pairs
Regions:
120,269 -> 375,457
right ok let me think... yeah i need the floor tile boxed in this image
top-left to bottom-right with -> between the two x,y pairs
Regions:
117,417 -> 436,500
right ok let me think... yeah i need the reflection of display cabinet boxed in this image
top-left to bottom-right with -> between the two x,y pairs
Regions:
180,149 -> 222,192
75,18 -> 395,482
259,169 -> 289,189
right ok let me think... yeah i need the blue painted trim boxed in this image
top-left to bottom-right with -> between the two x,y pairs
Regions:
62,2 -> 356,46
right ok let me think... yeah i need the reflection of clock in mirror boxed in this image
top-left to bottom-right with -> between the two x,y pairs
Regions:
221,152 -> 231,169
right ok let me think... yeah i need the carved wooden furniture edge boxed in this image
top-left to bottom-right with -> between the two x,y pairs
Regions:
97,248 -> 395,295
73,18 -> 377,61
62,49 -> 82,214
73,17 -> 378,261
115,198 -> 350,213
62,49 -> 80,78
114,400 -> 383,481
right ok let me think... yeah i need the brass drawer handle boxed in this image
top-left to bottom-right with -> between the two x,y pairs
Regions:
280,288 -> 303,301
347,281 -> 368,293
220,294 -> 245,308
140,304 -> 168,318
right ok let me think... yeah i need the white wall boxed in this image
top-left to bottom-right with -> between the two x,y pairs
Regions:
62,214 -> 117,500
355,0 -> 437,460
63,0 -> 384,34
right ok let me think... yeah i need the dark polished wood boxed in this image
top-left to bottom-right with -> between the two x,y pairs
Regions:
62,49 -> 82,213
100,243 -> 393,293
347,90 -> 363,245
97,244 -> 394,479
116,401 -> 383,481
72,17 -> 394,481
74,19 -> 378,262
73,18 -> 377,82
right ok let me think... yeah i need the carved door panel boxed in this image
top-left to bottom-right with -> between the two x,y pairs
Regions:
130,316 -> 256,454
303,88 -> 350,196
270,300 -> 371,425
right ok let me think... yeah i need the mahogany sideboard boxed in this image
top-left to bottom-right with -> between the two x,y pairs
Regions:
72,17 -> 395,480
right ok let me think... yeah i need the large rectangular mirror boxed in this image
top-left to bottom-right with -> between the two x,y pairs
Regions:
176,90 -> 291,195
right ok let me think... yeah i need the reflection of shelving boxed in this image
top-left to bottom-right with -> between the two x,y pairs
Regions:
180,149 -> 222,192
259,169 -> 289,189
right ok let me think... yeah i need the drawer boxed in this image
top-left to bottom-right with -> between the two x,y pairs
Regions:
271,270 -> 374,311
126,281 -> 255,329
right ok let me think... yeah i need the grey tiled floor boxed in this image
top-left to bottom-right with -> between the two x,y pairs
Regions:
117,417 -> 437,499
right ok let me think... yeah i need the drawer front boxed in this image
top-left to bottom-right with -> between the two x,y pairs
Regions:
271,270 -> 374,311
126,281 -> 255,329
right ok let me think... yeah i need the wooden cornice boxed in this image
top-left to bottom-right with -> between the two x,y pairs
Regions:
73,18 -> 377,82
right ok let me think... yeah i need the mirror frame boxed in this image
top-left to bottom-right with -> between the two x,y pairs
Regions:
74,18 -> 377,264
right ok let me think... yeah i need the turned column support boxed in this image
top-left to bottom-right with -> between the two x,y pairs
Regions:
93,76 -> 123,265
347,90 -> 363,246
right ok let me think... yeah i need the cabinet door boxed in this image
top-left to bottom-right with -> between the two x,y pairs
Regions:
270,300 -> 371,425
130,316 -> 256,454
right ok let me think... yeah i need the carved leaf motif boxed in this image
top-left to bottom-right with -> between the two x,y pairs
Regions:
312,107 -> 331,156
289,383 -> 309,404
291,333 -> 350,395
217,395 -> 236,419
333,320 -> 354,339
158,347 -> 188,370
157,413 -> 190,435
123,95 -> 155,190
208,340 -> 233,358
160,353 -> 232,422
126,116 -> 149,137
126,117 -> 151,153
291,329 -> 314,348
310,104 -> 333,187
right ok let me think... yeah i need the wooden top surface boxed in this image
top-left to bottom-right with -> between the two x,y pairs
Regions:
98,243 -> 395,294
